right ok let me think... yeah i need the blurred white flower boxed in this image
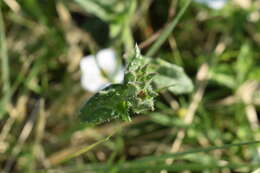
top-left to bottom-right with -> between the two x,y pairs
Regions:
194,0 -> 227,10
234,0 -> 251,9
80,48 -> 124,92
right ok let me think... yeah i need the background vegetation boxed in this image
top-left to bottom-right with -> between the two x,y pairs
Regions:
0,0 -> 260,172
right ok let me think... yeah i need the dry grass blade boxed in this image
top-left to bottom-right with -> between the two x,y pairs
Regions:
3,101 -> 40,173
161,63 -> 209,173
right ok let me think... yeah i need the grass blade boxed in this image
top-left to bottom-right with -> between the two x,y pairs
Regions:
48,135 -> 111,166
61,162 -> 260,172
118,163 -> 260,172
145,0 -> 191,57
73,140 -> 260,172
132,140 -> 260,163
0,6 -> 10,117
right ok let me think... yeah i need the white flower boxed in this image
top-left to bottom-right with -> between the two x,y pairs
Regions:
80,48 -> 124,92
194,0 -> 227,10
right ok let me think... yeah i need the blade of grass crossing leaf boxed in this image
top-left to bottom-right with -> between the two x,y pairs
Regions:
0,7 -> 10,117
145,0 -> 191,57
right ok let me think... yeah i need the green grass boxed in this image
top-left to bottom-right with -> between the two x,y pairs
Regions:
0,0 -> 260,173
0,7 -> 10,117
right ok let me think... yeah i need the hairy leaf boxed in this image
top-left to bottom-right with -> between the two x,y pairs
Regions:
152,59 -> 193,94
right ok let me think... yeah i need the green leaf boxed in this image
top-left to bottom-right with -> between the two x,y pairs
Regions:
152,59 -> 194,94
74,0 -> 117,21
235,42 -> 253,84
78,84 -> 130,124
74,0 -> 136,40
248,67 -> 260,81
209,65 -> 236,89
